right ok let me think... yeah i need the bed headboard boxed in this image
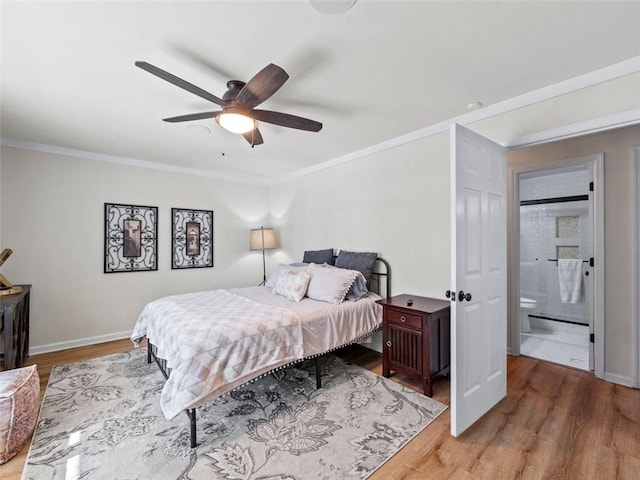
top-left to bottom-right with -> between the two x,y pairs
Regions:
369,257 -> 391,299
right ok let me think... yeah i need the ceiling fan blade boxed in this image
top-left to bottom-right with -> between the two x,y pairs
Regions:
242,128 -> 264,147
235,64 -> 289,109
162,111 -> 222,123
252,109 -> 322,132
135,61 -> 224,106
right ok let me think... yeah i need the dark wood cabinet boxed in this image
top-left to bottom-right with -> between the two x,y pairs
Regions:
1,285 -> 31,370
377,294 -> 450,397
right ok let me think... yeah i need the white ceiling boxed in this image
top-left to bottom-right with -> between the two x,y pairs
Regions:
2,1 -> 639,183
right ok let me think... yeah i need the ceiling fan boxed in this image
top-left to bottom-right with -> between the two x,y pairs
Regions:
135,61 -> 323,147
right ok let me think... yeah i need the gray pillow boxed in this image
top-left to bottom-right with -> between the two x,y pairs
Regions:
335,250 -> 377,284
302,249 -> 335,265
345,271 -> 369,301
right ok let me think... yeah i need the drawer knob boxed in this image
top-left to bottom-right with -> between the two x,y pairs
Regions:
400,315 -> 407,322
386,340 -> 392,347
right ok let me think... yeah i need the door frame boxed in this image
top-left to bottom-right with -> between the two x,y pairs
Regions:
507,153 -> 605,378
634,146 -> 640,387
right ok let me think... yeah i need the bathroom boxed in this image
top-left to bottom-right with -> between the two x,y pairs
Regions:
519,165 -> 593,371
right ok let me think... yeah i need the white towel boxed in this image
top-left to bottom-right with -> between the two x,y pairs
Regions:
558,259 -> 584,304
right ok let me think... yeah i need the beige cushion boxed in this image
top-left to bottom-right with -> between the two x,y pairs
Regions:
0,365 -> 40,464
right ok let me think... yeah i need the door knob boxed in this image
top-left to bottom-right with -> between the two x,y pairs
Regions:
446,290 -> 456,301
458,291 -> 472,302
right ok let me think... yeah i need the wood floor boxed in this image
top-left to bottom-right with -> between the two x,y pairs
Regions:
2,339 -> 639,479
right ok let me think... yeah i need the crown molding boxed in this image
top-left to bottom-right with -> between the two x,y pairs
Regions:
276,56 -> 640,184
0,137 -> 272,186
501,108 -> 640,149
2,56 -> 639,186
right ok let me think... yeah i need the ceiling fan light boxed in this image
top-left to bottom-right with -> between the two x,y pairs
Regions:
217,113 -> 255,134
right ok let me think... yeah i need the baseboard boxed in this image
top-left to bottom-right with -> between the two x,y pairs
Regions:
603,371 -> 637,389
29,330 -> 132,355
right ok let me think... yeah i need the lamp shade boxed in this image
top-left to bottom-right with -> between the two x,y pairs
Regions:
250,227 -> 277,250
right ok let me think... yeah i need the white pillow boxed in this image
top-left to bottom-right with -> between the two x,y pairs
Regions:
312,263 -> 369,301
265,263 -> 308,288
273,270 -> 311,302
306,263 -> 358,304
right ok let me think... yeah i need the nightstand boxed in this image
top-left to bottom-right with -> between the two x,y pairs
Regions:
377,294 -> 450,397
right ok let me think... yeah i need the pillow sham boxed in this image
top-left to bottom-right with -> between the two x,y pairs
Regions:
315,263 -> 369,301
345,271 -> 369,301
273,270 -> 311,302
335,250 -> 377,284
302,249 -> 335,265
265,263 -> 308,288
306,262 -> 358,304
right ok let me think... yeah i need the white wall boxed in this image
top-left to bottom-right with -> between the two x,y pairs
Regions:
0,146 -> 269,352
270,133 -> 452,300
519,170 -> 590,324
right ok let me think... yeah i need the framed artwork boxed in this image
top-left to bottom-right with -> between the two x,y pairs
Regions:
104,203 -> 158,273
171,208 -> 214,269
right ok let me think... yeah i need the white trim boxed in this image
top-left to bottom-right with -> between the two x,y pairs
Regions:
593,155 -> 605,380
635,146 -> 640,387
502,109 -> 640,149
0,137 -> 271,186
29,330 -> 132,356
509,166 -> 521,356
277,56 -> 640,183
1,56 -> 639,186
603,372 -> 636,389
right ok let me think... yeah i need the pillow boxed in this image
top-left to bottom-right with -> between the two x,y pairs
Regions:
265,263 -> 308,288
314,263 -> 369,301
345,271 -> 369,301
302,249 -> 335,265
306,262 -> 358,304
273,271 -> 311,302
335,250 -> 377,284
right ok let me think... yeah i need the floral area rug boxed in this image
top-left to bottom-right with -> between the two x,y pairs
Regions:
22,348 -> 446,479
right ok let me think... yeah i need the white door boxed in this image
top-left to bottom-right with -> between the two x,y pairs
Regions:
449,123 -> 507,436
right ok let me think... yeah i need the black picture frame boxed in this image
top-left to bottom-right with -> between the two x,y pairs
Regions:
171,208 -> 214,269
104,203 -> 158,273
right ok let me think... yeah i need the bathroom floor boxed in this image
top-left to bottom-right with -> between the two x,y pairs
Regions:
520,318 -> 590,371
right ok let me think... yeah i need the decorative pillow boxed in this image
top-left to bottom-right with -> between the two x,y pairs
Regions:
273,271 -> 311,302
345,271 -> 369,301
306,263 -> 358,304
335,250 -> 378,284
265,263 -> 308,288
302,249 -> 335,266
314,263 -> 369,301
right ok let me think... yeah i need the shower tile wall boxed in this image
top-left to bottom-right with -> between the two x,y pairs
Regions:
520,169 -> 589,324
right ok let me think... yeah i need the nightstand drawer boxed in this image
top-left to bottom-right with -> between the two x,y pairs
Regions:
387,309 -> 422,329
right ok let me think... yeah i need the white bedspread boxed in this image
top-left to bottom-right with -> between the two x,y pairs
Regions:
131,289 -> 304,419
229,287 -> 382,357
131,287 -> 382,419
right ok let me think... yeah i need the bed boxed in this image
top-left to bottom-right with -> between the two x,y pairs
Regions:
131,253 -> 390,448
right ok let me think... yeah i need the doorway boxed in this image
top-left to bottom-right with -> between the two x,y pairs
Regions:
512,154 -> 604,375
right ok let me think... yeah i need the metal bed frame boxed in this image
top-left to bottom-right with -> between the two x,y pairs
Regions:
146,257 -> 391,448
